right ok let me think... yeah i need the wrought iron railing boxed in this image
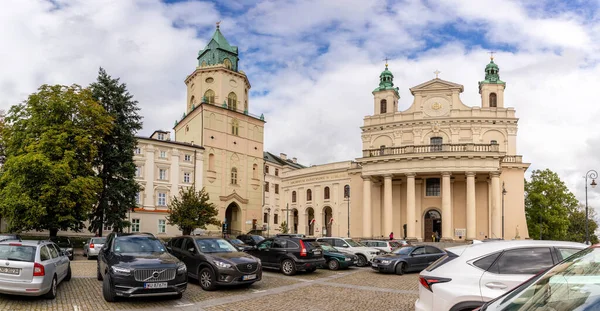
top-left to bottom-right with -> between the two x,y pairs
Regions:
362,143 -> 500,157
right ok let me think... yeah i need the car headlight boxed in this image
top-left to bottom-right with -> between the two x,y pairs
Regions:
111,266 -> 131,275
381,260 -> 391,265
177,262 -> 187,274
345,258 -> 352,261
213,260 -> 232,269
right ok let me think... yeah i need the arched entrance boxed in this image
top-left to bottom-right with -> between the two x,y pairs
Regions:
225,203 -> 241,236
292,209 -> 299,233
306,207 -> 315,236
323,206 -> 333,237
424,209 -> 442,242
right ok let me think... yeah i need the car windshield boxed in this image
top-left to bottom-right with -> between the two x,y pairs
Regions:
485,247 -> 600,311
113,236 -> 165,254
196,238 -> 239,253
393,247 -> 414,255
0,245 -> 36,262
91,238 -> 106,244
229,239 -> 243,245
251,235 -> 265,242
51,237 -> 71,247
344,239 -> 363,247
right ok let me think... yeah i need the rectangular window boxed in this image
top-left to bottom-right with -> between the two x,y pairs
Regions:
183,172 -> 191,183
274,214 -> 278,224
131,219 -> 140,232
158,192 -> 167,206
158,219 -> 166,234
158,133 -> 165,140
135,166 -> 142,177
103,223 -> 112,231
159,150 -> 167,158
159,169 -> 167,180
265,166 -> 269,174
275,169 -> 279,176
265,182 -> 269,192
263,213 -> 268,223
134,147 -> 141,154
184,154 -> 192,162
275,184 -> 279,194
426,178 -> 441,196
135,192 -> 141,205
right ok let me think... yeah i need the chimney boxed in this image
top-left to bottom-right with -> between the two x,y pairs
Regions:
280,153 -> 287,160
292,157 -> 297,163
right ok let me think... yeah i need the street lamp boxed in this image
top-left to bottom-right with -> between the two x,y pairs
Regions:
502,182 -> 507,240
265,207 -> 271,237
585,170 -> 597,245
344,185 -> 350,238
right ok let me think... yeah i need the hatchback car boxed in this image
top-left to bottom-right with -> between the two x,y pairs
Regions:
372,245 -> 445,275
316,237 -> 381,267
97,233 -> 187,302
83,237 -> 106,259
167,236 -> 262,291
48,236 -> 74,260
415,240 -> 587,311
246,237 -> 325,276
0,240 -> 71,299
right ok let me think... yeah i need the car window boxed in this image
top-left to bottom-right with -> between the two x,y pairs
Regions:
195,238 -> 238,253
490,247 -> 554,275
473,252 -> 501,271
412,247 -> 426,255
376,242 -> 385,247
334,239 -> 347,247
182,239 -> 197,253
172,238 -> 183,249
39,246 -> 52,261
557,248 -> 581,260
92,238 -> 106,244
258,240 -> 273,250
425,246 -> 442,254
273,239 -> 287,248
113,236 -> 166,253
390,242 -> 401,248
393,247 -> 414,255
344,239 -> 363,247
48,244 -> 59,258
0,245 -> 36,262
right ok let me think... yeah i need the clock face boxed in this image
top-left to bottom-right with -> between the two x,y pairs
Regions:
423,97 -> 450,117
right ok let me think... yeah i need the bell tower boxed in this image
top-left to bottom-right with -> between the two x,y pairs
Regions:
479,54 -> 506,108
372,61 -> 400,115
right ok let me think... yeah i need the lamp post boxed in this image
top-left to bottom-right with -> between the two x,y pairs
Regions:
585,170 -> 598,245
266,207 -> 271,237
502,182 -> 506,240
344,185 -> 350,238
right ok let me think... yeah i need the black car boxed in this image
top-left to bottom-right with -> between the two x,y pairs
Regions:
49,236 -> 74,260
97,233 -> 187,302
246,237 -> 325,276
236,234 -> 265,246
226,238 -> 253,252
371,245 -> 445,275
167,236 -> 262,291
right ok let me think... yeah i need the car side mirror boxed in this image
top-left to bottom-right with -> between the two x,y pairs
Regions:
188,247 -> 196,254
341,244 -> 349,248
83,242 -> 87,245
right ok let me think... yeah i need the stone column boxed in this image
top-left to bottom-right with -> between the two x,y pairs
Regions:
298,209 -> 306,235
383,175 -> 393,237
406,173 -> 416,240
362,176 -> 372,238
490,172 -> 501,239
466,172 -> 476,240
441,172 -> 452,240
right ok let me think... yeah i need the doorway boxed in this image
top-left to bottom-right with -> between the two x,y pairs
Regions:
424,209 -> 442,242
323,206 -> 333,237
225,203 -> 241,236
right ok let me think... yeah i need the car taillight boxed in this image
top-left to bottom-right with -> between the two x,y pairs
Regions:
89,243 -> 95,249
299,240 -> 307,257
33,262 -> 45,277
9,243 -> 22,246
390,247 -> 393,251
419,276 -> 451,292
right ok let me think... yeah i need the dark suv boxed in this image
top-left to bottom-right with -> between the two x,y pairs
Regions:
167,236 -> 262,291
245,237 -> 325,276
236,234 -> 265,246
97,233 -> 187,302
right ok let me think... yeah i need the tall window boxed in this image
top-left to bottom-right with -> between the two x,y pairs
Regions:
184,154 -> 192,162
253,163 -> 258,179
208,153 -> 215,171
131,219 -> 140,232
204,89 -> 215,103
189,95 -> 196,110
274,214 -> 279,224
263,213 -> 268,223
228,92 -> 237,111
307,189 -> 312,201
158,192 -> 167,206
159,150 -> 167,158
134,147 -> 141,155
265,182 -> 269,192
380,99 -> 387,113
324,187 -> 330,200
489,93 -> 497,107
231,119 -> 239,136
275,184 -> 279,194
158,133 -> 165,140
430,137 -> 443,152
265,165 -> 269,174
292,191 -> 297,203
426,178 -> 441,196
135,192 -> 141,205
231,168 -> 238,185
223,58 -> 232,70
159,169 -> 167,180
183,172 -> 191,183
135,166 -> 141,177
275,168 -> 279,176
158,219 -> 166,234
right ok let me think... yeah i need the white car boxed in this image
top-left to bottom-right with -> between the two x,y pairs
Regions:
316,237 -> 382,267
83,237 -> 106,259
415,240 -> 587,311
361,240 -> 407,253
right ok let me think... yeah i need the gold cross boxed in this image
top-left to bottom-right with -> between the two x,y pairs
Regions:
488,51 -> 495,60
434,70 -> 441,79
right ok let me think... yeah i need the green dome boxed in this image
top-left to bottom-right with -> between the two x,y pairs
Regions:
479,57 -> 505,89
373,64 -> 399,97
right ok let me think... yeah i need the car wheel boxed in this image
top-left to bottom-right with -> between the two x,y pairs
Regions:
356,254 -> 367,267
280,259 -> 297,276
102,274 -> 117,302
44,276 -> 57,299
395,262 -> 405,275
65,265 -> 72,281
97,263 -> 103,281
199,267 -> 217,291
327,259 -> 340,271
87,254 -> 93,260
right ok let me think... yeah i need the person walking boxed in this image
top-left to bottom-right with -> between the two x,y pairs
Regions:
389,232 -> 394,240
434,231 -> 440,242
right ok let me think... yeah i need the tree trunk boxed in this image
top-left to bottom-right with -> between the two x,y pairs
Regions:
183,228 -> 192,236
49,228 -> 58,237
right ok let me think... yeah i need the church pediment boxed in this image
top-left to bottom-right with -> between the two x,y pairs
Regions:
410,78 -> 464,95
219,190 -> 249,204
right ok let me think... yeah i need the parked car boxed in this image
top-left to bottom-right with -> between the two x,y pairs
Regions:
276,234 -> 306,238
316,242 -> 358,270
97,233 -> 187,302
0,240 -> 71,299
226,238 -> 253,252
48,236 -> 74,261
361,240 -> 406,253
372,245 -> 445,275
316,237 -> 381,267
83,237 -> 106,259
0,234 -> 22,242
245,237 -> 325,276
236,234 -> 265,246
166,236 -> 262,291
477,245 -> 600,311
415,240 -> 587,311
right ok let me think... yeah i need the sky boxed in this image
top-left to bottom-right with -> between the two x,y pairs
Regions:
2,0 -> 600,210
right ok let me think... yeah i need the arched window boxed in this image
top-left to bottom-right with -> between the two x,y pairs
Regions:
324,187 -> 330,200
189,95 -> 196,110
208,153 -> 215,171
430,137 -> 443,152
489,93 -> 497,107
252,163 -> 258,179
231,167 -> 238,185
231,119 -> 239,136
223,58 -> 232,70
292,191 -> 297,203
306,189 -> 312,201
491,140 -> 498,145
204,89 -> 215,104
380,99 -> 387,113
201,60 -> 207,67
228,92 -> 237,111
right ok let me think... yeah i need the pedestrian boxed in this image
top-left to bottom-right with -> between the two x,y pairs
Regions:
389,232 -> 394,240
434,231 -> 440,242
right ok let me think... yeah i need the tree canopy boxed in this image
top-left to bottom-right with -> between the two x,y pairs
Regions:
167,186 -> 220,235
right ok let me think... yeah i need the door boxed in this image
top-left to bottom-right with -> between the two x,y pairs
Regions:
181,238 -> 202,277
406,246 -> 429,271
424,219 -> 433,242
479,247 -> 555,301
253,239 -> 274,267
46,244 -> 64,279
271,239 -> 290,265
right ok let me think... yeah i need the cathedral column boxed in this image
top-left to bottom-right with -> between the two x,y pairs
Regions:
383,175 -> 393,237
298,209 -> 306,235
441,172 -> 452,240
466,172 -> 477,240
362,176 -> 372,238
406,173 -> 416,240
490,172 -> 502,239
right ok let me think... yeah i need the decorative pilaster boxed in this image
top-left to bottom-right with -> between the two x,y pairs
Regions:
441,172 -> 453,241
466,172 -> 476,240
490,172 -> 502,238
383,175 -> 393,237
406,173 -> 416,240
362,176 -> 372,238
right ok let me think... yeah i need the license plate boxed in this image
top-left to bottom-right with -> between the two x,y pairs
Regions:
0,267 -> 19,275
371,263 -> 377,267
242,274 -> 257,280
144,282 -> 168,289
313,251 -> 321,255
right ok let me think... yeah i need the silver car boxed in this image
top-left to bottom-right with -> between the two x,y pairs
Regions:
0,240 -> 71,299
83,237 -> 106,259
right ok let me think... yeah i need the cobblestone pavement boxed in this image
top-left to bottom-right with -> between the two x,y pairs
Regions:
0,261 -> 420,311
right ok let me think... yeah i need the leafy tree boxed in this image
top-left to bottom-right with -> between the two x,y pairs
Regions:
167,186 -> 220,235
567,204 -> 599,244
525,169 -> 578,241
0,85 -> 112,237
88,68 -> 143,235
279,221 -> 289,234
0,109 -> 5,165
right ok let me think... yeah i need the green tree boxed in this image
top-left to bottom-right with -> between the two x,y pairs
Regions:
88,68 -> 143,235
0,85 -> 112,237
567,204 -> 599,244
0,109 -> 5,165
525,169 -> 579,241
167,186 -> 220,235
279,221 -> 289,234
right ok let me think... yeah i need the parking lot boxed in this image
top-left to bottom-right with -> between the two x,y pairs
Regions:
0,260 -> 419,311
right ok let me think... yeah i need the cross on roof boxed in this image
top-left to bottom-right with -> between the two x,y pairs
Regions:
383,57 -> 390,68
488,51 -> 495,60
434,70 -> 441,79
216,21 -> 221,29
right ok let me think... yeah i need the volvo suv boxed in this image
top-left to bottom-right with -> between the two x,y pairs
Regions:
97,233 -> 187,302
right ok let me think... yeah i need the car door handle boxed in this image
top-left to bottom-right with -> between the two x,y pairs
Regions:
485,282 -> 507,290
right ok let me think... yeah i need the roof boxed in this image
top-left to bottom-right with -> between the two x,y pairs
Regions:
136,136 -> 205,150
209,28 -> 237,54
446,240 -> 587,257
264,151 -> 306,169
